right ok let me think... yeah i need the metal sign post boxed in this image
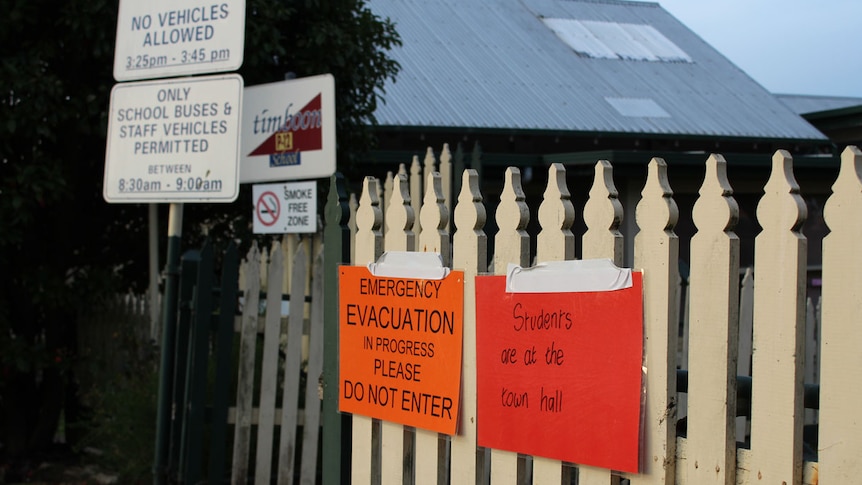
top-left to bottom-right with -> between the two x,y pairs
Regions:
106,1 -> 246,482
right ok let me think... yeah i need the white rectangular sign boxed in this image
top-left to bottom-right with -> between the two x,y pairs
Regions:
103,74 -> 243,203
113,0 -> 245,81
252,181 -> 317,234
241,75 -> 336,183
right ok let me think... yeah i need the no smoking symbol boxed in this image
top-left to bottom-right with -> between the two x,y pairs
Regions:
256,191 -> 280,227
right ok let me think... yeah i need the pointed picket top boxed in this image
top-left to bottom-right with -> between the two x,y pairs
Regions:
325,173 -> 350,229
491,166 -> 526,485
386,172 -> 415,252
756,150 -> 807,234
383,171 -> 394,228
410,156 -> 423,236
240,240 -> 260,296
537,163 -> 575,261
453,143 -> 466,202
820,145 -> 862,484
348,193 -> 358,264
419,172 -> 450,265
494,167 -> 530,270
355,176 -> 383,265
440,144 -> 453,231
453,169 -> 487,272
824,145 -> 862,230
440,143 -> 452,168
424,146 -> 437,181
583,160 -> 623,263
693,154 -> 739,234
381,172 -> 414,483
267,239 -> 285,291
636,158 -> 679,235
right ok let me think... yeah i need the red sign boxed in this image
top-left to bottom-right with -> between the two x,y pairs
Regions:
339,266 -> 464,435
475,273 -> 643,472
255,190 -> 280,227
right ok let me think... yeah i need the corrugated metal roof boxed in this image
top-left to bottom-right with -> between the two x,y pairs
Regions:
367,0 -> 827,141
777,94 -> 862,115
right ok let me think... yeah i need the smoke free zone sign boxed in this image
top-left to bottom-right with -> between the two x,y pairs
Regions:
338,267 -> 464,435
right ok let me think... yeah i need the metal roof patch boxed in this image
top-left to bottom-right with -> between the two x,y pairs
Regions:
605,97 -> 671,118
542,18 -> 692,63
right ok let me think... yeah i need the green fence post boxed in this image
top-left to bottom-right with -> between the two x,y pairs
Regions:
180,241 -> 214,485
323,173 -> 352,484
167,250 -> 200,478
209,242 -> 239,483
154,203 -> 183,485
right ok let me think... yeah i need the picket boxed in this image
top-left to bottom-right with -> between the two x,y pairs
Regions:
277,243 -> 309,483
254,242 -> 284,484
630,158 -> 679,485
353,176 -> 384,484
232,242 -> 261,485
533,163 -> 574,485
415,172 -> 449,485
300,249 -> 325,485
749,150 -> 807,483
449,169 -> 487,484
686,154 -> 740,485
382,173 -> 415,485
490,168 -> 530,484
578,160 -> 624,485
819,146 -> 862,483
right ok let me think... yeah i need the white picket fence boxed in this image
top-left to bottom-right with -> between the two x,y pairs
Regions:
229,233 -> 325,485
341,144 -> 862,484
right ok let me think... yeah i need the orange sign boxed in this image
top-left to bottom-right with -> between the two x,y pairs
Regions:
475,272 -> 643,472
339,266 -> 464,435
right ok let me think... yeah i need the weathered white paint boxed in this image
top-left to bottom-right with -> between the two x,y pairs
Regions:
630,158 -> 679,485
277,244 -> 309,483
254,242 -> 285,484
232,243 -> 260,485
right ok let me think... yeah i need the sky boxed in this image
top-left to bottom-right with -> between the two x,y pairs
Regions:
657,1 -> 862,98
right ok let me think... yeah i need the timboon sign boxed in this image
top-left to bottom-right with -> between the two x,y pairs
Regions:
338,266 -> 464,435
240,75 -> 336,183
113,0 -> 245,81
103,74 -> 243,203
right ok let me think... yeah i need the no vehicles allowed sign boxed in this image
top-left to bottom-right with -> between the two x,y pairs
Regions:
252,181 -> 316,234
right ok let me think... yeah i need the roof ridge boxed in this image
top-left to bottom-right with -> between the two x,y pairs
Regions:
557,0 -> 661,7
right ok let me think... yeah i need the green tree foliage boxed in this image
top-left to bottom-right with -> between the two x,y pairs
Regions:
0,0 -> 399,465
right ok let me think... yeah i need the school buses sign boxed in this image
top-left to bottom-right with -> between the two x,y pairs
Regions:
338,266 -> 464,435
